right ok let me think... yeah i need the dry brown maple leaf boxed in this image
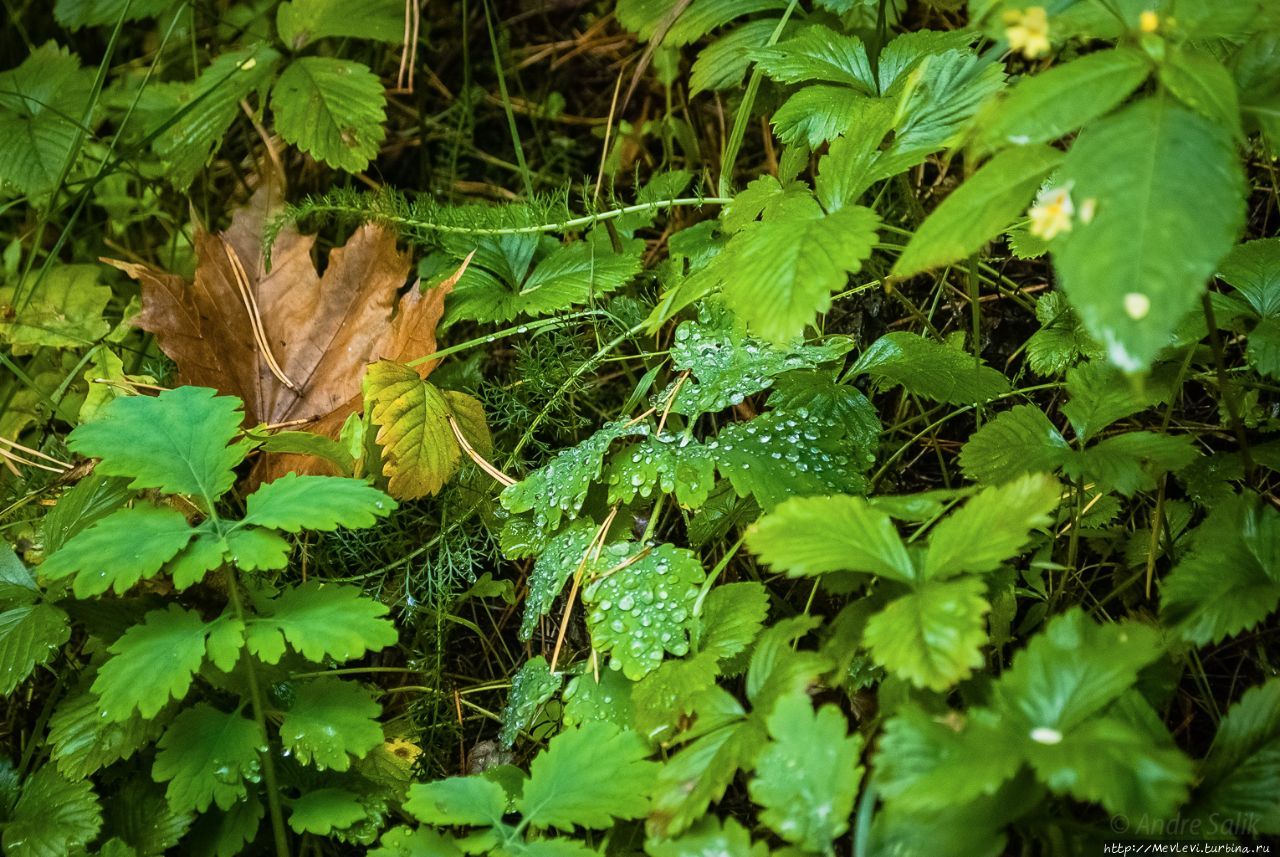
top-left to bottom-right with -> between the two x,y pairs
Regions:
105,179 -> 457,479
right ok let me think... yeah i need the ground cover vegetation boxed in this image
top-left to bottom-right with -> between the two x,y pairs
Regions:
1,0 -> 1279,854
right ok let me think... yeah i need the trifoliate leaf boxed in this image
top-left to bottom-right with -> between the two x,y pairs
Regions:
850,332 -> 1011,405
242,473 -> 395,532
94,604 -> 209,720
276,0 -> 404,49
279,678 -> 383,771
446,238 -> 642,324
67,387 -> 248,505
40,504 -> 194,598
288,788 -> 367,835
719,204 -> 880,343
994,608 -> 1161,734
499,656 -> 563,747
606,434 -> 715,508
0,43 -> 93,200
975,48 -> 1152,152
2,765 -> 102,857
247,583 -> 397,665
959,404 -> 1070,485
517,722 -> 657,831
663,313 -> 851,416
519,522 -> 595,641
877,706 -> 1022,811
153,703 -> 261,813
694,581 -> 770,662
584,542 -> 706,680
49,687 -> 167,780
712,409 -> 870,509
748,494 -> 914,581
0,265 -> 110,353
404,776 -> 507,827
748,693 -> 864,852
1195,678 -> 1280,832
865,577 -> 990,691
753,25 -> 874,89
1052,99 -> 1245,372
1161,494 -> 1280,646
892,145 -> 1063,278
502,420 -> 647,533
923,474 -> 1059,579
562,668 -> 634,729
271,57 -> 386,173
0,602 -> 69,694
363,361 -> 466,501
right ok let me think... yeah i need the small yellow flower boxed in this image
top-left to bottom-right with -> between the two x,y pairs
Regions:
1139,10 -> 1160,32
1029,185 -> 1074,240
1003,7 -> 1051,59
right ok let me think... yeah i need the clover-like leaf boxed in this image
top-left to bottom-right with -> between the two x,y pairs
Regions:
584,542 -> 706,680
153,703 -> 262,813
279,678 -> 383,771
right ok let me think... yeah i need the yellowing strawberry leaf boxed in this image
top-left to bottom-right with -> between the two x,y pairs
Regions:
0,264 -> 110,353
364,360 -> 485,501
153,703 -> 261,813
